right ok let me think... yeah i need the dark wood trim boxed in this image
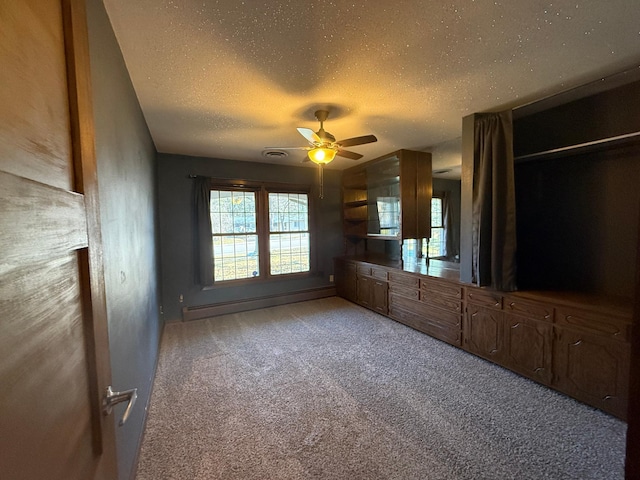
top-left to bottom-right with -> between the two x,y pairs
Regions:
62,0 -> 117,476
182,287 -> 337,321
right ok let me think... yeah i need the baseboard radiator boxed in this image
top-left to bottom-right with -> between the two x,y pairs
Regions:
182,286 -> 337,321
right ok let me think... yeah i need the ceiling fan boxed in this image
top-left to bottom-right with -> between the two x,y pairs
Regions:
267,109 -> 377,165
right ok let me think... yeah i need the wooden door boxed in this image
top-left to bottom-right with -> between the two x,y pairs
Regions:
553,327 -> 630,419
372,279 -> 389,315
0,1 -> 117,479
463,304 -> 504,362
503,313 -> 553,385
356,274 -> 373,308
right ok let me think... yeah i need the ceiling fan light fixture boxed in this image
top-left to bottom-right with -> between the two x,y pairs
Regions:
308,147 -> 337,164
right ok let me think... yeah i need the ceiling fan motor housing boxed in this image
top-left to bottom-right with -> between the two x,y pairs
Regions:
316,128 -> 336,144
314,110 -> 336,144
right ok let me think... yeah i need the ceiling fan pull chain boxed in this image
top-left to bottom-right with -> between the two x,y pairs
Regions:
319,164 -> 324,199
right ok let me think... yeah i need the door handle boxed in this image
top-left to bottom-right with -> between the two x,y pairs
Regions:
103,385 -> 138,426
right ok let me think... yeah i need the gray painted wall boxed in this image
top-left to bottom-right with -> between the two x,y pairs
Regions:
157,153 -> 343,322
87,1 -> 161,478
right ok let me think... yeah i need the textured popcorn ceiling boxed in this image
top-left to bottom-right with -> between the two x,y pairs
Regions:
103,0 -> 640,174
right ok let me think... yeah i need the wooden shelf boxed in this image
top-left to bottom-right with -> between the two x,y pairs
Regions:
344,200 -> 369,208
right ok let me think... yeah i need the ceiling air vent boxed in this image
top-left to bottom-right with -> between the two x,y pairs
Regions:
262,150 -> 289,159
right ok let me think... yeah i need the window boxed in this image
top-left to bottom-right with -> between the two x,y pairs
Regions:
269,192 -> 310,275
209,182 -> 311,283
210,189 -> 259,281
421,196 -> 445,258
375,197 -> 400,236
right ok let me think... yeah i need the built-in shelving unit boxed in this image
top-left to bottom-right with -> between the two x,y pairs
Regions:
341,149 -> 432,256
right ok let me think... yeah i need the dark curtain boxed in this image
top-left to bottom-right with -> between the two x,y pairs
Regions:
471,111 -> 517,291
194,177 -> 214,287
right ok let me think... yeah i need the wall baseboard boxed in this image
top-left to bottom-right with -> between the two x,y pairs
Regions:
181,286 -> 336,321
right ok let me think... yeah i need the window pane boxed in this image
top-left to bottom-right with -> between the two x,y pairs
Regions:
376,197 -> 400,236
431,197 -> 443,228
268,192 -> 310,275
213,234 -> 259,281
211,189 -> 259,281
428,228 -> 445,258
268,192 -> 309,233
269,233 -> 310,275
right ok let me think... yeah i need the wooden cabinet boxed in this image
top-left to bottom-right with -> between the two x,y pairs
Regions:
341,149 -> 432,255
334,258 -> 356,302
356,274 -> 373,308
419,277 -> 462,346
344,262 -> 389,314
388,271 -> 462,346
464,303 -> 504,361
371,278 -> 389,315
462,287 -> 631,417
335,258 -> 632,419
502,296 -> 554,385
553,305 -> 631,419
464,289 -> 555,386
503,312 -> 553,385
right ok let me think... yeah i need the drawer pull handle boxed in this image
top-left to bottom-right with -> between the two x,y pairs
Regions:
571,339 -> 583,347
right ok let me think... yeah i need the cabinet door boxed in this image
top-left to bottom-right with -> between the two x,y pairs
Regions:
503,313 -> 553,385
371,280 -> 388,315
356,274 -> 373,308
464,305 -> 504,361
554,327 -> 630,419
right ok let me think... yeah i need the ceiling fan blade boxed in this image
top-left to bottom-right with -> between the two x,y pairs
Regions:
337,134 -> 377,148
337,149 -> 363,160
297,127 -> 321,144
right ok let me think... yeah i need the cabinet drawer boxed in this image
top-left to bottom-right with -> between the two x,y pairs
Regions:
420,278 -> 461,298
465,288 -> 502,309
420,292 -> 462,313
389,283 -> 419,300
389,271 -> 420,288
503,296 -> 553,322
356,264 -> 372,276
555,306 -> 630,341
389,306 -> 462,346
371,267 -> 388,280
390,294 -> 460,328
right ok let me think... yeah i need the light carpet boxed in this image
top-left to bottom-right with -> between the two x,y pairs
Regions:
135,297 -> 626,479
